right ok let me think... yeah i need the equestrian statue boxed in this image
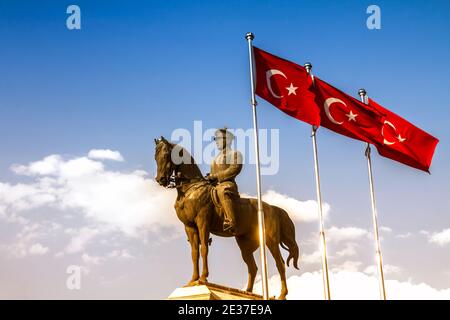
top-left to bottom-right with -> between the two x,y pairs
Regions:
154,128 -> 300,299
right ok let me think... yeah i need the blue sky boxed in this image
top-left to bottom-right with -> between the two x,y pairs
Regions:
1,0 -> 450,299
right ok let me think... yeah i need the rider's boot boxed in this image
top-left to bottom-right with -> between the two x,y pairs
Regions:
222,199 -> 237,235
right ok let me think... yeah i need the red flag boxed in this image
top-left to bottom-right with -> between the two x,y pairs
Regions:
253,47 -> 321,126
368,98 -> 439,172
314,77 -> 385,145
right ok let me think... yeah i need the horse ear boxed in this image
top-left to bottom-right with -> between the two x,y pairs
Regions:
161,136 -> 167,143
154,138 -> 158,145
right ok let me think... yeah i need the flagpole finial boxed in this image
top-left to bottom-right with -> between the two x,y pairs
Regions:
358,88 -> 367,97
245,32 -> 254,40
304,62 -> 312,74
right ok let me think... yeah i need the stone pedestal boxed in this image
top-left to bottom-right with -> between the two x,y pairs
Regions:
167,281 -> 264,300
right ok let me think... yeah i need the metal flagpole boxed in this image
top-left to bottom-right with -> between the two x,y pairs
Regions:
358,88 -> 387,300
304,63 -> 331,300
245,32 -> 270,300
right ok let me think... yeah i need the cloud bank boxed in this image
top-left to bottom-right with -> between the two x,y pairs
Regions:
254,271 -> 450,300
241,189 -> 331,223
1,150 -> 322,258
3,149 -> 449,299
3,152 -> 179,237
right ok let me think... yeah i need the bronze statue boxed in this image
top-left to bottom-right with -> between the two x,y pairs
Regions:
205,128 -> 242,234
154,135 -> 299,300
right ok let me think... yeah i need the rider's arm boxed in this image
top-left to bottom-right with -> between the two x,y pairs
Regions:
215,151 -> 243,182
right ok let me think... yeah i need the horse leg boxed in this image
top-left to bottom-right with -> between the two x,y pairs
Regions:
236,236 -> 259,292
267,239 -> 288,300
197,219 -> 210,283
184,226 -> 200,286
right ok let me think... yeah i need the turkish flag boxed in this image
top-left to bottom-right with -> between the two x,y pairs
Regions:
368,98 -> 439,172
253,47 -> 321,126
313,77 -> 385,145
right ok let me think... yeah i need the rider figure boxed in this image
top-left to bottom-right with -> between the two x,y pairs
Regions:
206,128 -> 243,234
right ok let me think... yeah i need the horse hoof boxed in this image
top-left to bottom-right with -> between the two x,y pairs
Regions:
199,276 -> 208,283
278,294 -> 287,300
183,280 -> 198,287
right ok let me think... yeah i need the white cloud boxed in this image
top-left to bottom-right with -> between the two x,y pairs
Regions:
79,250 -> 135,274
0,151 -> 183,261
107,249 -> 134,260
65,227 -> 102,254
29,243 -> 49,256
11,155 -> 63,176
332,260 -> 362,273
0,182 -> 55,224
254,271 -> 450,300
81,253 -> 105,265
364,264 -> 402,276
326,226 -> 369,243
2,223 -> 51,257
380,226 -> 392,233
302,250 -> 322,265
396,232 -> 413,239
335,243 -> 358,258
2,152 -> 179,238
88,149 -> 124,162
79,250 -> 135,275
260,190 -> 330,223
429,228 -> 450,246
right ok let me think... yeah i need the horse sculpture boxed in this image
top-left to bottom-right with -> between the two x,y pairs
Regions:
154,136 -> 300,299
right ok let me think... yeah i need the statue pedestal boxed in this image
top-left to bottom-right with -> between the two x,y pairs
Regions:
167,281 -> 264,300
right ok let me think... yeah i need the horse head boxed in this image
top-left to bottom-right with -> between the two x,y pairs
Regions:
154,136 -> 204,188
154,136 -> 175,187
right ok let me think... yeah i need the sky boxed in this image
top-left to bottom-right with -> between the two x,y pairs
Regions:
0,0 -> 450,299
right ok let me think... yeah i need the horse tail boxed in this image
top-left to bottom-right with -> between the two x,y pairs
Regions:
279,208 -> 300,270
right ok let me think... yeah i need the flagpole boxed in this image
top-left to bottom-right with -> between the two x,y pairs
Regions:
305,63 -> 331,300
358,88 -> 387,300
245,32 -> 270,300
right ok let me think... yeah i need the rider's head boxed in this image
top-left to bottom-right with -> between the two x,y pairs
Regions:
214,127 -> 234,151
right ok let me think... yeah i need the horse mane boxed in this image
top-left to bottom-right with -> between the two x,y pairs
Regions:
160,140 -> 204,180
175,143 -> 204,178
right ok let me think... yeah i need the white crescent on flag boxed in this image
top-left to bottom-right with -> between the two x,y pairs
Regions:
382,120 -> 406,145
266,69 -> 287,99
382,120 -> 397,145
324,97 -> 346,125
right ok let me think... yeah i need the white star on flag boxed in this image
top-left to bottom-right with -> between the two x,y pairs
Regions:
397,134 -> 406,142
346,110 -> 358,122
286,83 -> 298,95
